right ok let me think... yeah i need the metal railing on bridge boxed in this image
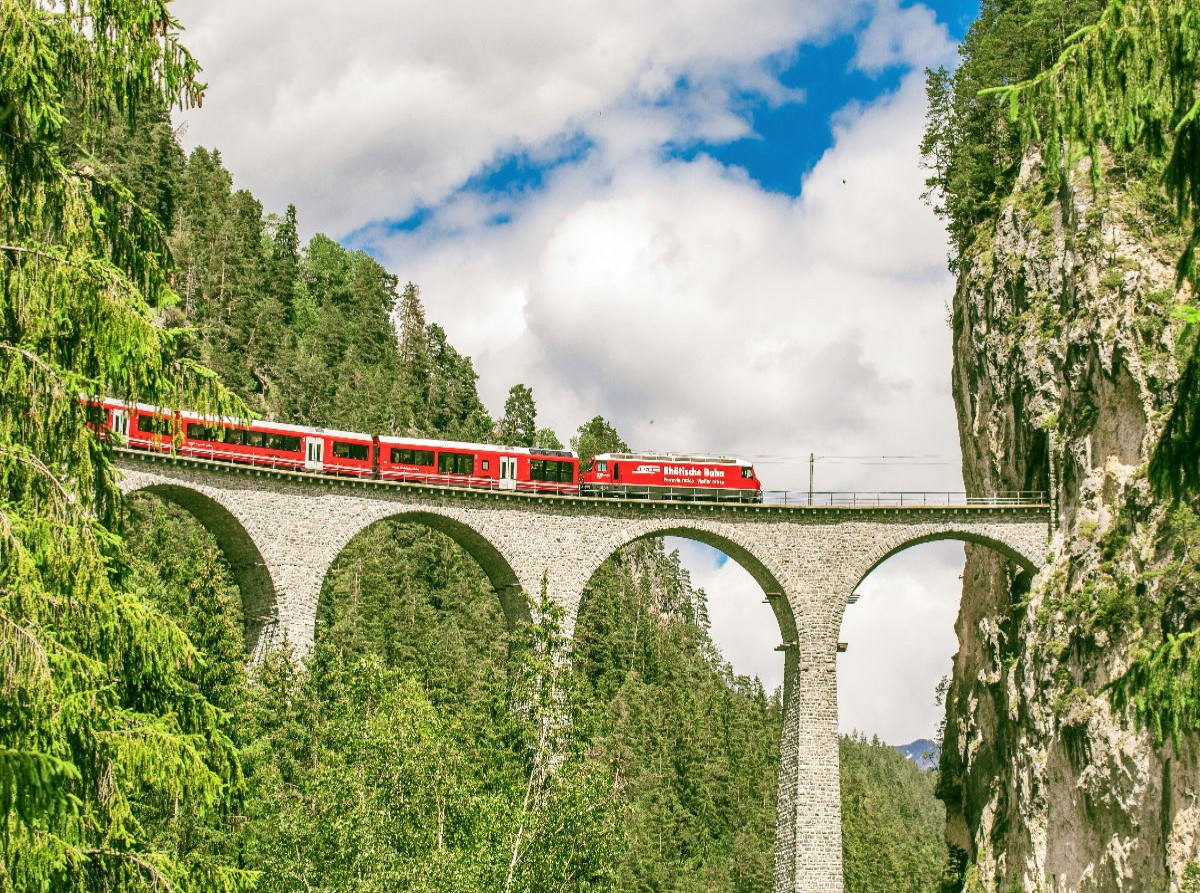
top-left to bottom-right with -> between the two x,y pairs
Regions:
116,446 -> 1047,507
760,490 -> 1046,507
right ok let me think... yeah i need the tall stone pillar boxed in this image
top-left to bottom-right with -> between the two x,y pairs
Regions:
774,607 -> 844,893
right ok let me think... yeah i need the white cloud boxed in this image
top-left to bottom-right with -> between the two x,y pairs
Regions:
852,0 -> 957,74
173,0 -> 864,234
373,70 -> 962,495
368,69 -> 969,740
838,541 -> 965,744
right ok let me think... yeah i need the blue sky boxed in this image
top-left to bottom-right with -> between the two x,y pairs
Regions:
340,0 -> 979,248
174,0 -> 982,743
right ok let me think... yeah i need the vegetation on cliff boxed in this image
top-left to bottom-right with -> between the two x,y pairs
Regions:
923,0 -> 1200,889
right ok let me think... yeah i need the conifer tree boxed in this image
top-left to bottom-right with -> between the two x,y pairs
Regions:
271,203 -> 300,316
572,416 -> 629,464
497,383 -> 538,447
1,1 -> 249,889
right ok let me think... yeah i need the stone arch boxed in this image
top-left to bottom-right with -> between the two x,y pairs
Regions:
318,510 -> 534,631
852,526 -> 1038,592
125,483 -> 278,655
839,522 -> 1044,633
577,519 -> 798,645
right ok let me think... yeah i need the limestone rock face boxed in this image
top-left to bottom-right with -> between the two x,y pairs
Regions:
944,150 -> 1200,891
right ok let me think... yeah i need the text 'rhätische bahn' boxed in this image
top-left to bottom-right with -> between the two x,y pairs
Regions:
98,399 -> 764,502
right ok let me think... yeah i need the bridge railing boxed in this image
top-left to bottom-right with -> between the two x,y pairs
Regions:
760,491 -> 1047,507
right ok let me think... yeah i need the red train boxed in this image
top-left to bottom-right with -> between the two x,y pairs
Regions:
580,453 -> 761,502
97,398 -> 762,501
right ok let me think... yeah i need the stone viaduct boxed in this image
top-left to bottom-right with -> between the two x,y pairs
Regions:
115,448 -> 1051,893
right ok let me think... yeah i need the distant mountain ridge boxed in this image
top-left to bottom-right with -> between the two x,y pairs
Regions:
895,739 -> 939,771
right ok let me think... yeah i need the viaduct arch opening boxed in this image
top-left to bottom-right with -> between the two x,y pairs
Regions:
571,524 -> 797,891
577,524 -> 799,648
126,484 -> 278,655
848,528 -> 1038,602
835,529 -> 1041,890
317,511 -> 534,643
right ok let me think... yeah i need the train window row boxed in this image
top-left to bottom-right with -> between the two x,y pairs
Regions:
530,459 -> 574,483
438,452 -> 475,476
138,415 -> 175,436
186,423 -> 302,453
139,420 -> 575,483
332,441 -> 370,461
390,447 -> 435,467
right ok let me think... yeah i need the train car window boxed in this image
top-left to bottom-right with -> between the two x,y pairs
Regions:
267,433 -> 302,453
438,452 -> 474,476
530,459 -> 573,482
596,461 -> 607,473
139,414 -> 174,436
187,423 -> 217,441
742,467 -> 754,478
333,441 -> 369,461
390,447 -> 435,466
481,459 -> 490,471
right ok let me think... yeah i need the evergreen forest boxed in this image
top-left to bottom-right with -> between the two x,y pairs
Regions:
8,1 -> 1131,891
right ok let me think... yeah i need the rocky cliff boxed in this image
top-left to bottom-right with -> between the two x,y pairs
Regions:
942,147 -> 1200,891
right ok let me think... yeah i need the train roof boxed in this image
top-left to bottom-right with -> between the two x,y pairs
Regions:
592,452 -> 753,466
378,434 -> 576,458
104,399 -> 371,442
101,399 -> 578,456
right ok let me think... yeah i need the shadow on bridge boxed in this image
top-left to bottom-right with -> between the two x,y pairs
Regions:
132,484 -> 278,654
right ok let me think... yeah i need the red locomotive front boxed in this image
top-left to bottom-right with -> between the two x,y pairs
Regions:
581,452 -> 762,502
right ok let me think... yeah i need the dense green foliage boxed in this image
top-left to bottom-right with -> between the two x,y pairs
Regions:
126,493 -> 949,893
840,735 -> 946,893
0,2 -> 252,890
920,0 -> 1107,262
572,415 -> 630,464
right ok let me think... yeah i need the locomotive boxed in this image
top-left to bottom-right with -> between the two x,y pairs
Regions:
97,398 -> 762,501
580,453 -> 762,502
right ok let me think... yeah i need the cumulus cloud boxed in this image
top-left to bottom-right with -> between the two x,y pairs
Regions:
370,70 -> 961,494
852,0 -> 957,74
838,541 -> 965,743
173,0 -> 867,234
